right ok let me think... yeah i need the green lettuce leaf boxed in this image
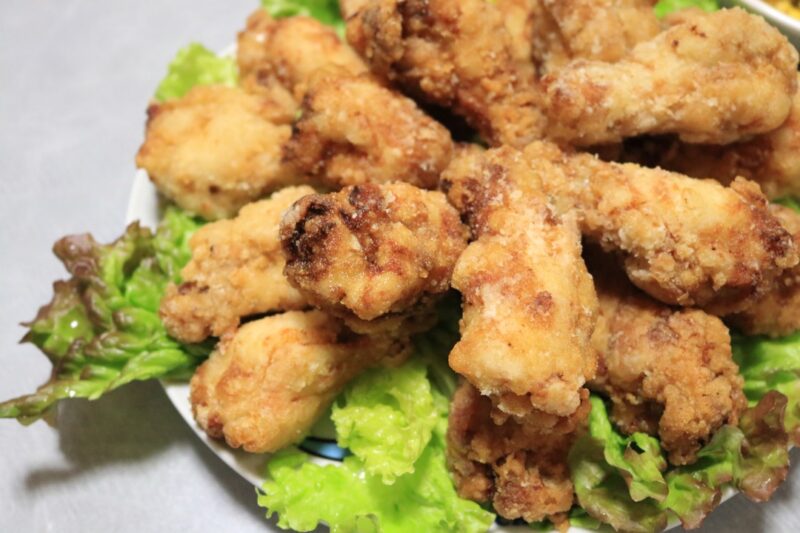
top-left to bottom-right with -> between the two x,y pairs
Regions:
661,426 -> 742,528
331,361 -> 444,482
566,507 -> 609,531
774,197 -> 800,212
261,0 -> 345,36
0,209 -> 206,423
258,439 -> 494,533
733,332 -> 800,443
653,0 -> 719,18
663,392 -> 789,528
569,396 -> 670,533
154,206 -> 204,283
154,43 -> 238,102
571,391 -> 789,532
586,396 -> 669,502
570,439 -> 668,533
735,392 -> 790,501
330,295 -> 462,482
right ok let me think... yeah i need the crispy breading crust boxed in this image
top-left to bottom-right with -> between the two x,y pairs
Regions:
543,8 -> 799,146
728,205 -> 800,337
535,0 -> 660,73
283,69 -> 453,190
280,182 -> 468,328
495,0 -> 539,70
136,85 -> 299,220
160,186 -> 313,343
237,10 -> 367,104
524,141 -> 799,315
345,0 -> 546,148
496,0 -> 659,76
441,146 -> 598,418
615,79 -> 800,201
587,249 -> 748,465
447,381 -> 587,524
190,310 -> 409,453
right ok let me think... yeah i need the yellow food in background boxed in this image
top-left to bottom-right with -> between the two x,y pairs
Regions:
767,0 -> 800,19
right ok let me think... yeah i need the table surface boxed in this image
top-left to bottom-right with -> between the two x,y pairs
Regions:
1,1 -> 798,532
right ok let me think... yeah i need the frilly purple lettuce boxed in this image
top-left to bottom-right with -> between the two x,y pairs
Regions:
0,207 -> 205,423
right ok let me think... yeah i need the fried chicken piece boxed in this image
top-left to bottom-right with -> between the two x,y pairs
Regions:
280,183 -> 467,332
544,8 -> 799,147
441,146 -> 598,418
237,9 -> 367,105
283,69 -> 453,190
616,80 -> 800,201
136,85 -> 300,220
525,141 -> 799,315
345,0 -> 546,148
495,0 -> 538,68
160,186 -> 313,343
523,1 -> 570,76
447,381 -> 588,524
497,0 -> 659,75
191,310 -> 409,453
587,249 -> 748,465
728,205 -> 800,337
533,0 -> 660,74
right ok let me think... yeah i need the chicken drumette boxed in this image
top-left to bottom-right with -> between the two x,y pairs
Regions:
544,8 -> 799,146
441,145 -> 598,420
160,186 -> 313,343
191,310 -> 409,453
280,182 -> 468,332
587,249 -> 748,465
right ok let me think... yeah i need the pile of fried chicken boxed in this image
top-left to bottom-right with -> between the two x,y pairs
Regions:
135,0 -> 800,528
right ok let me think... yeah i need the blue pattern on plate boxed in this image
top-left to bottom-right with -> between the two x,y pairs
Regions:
299,436 -> 349,461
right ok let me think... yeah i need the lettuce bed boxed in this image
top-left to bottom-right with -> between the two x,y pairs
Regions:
0,208 -> 207,423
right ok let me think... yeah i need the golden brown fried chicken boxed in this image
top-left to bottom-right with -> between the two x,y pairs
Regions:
533,0 -> 660,73
280,182 -> 467,331
441,146 -> 598,419
160,186 -> 313,344
136,85 -> 300,220
524,1 -> 570,75
544,8 -> 799,147
587,249 -> 748,465
616,80 -> 800,200
497,0 -> 659,76
495,0 -> 538,68
283,69 -> 453,190
728,205 -> 800,337
524,141 -> 799,315
191,310 -> 409,453
345,0 -> 546,148
237,9 -> 367,105
447,381 -> 588,524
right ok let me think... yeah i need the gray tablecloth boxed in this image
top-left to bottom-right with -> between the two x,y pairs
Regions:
1,1 -> 798,531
